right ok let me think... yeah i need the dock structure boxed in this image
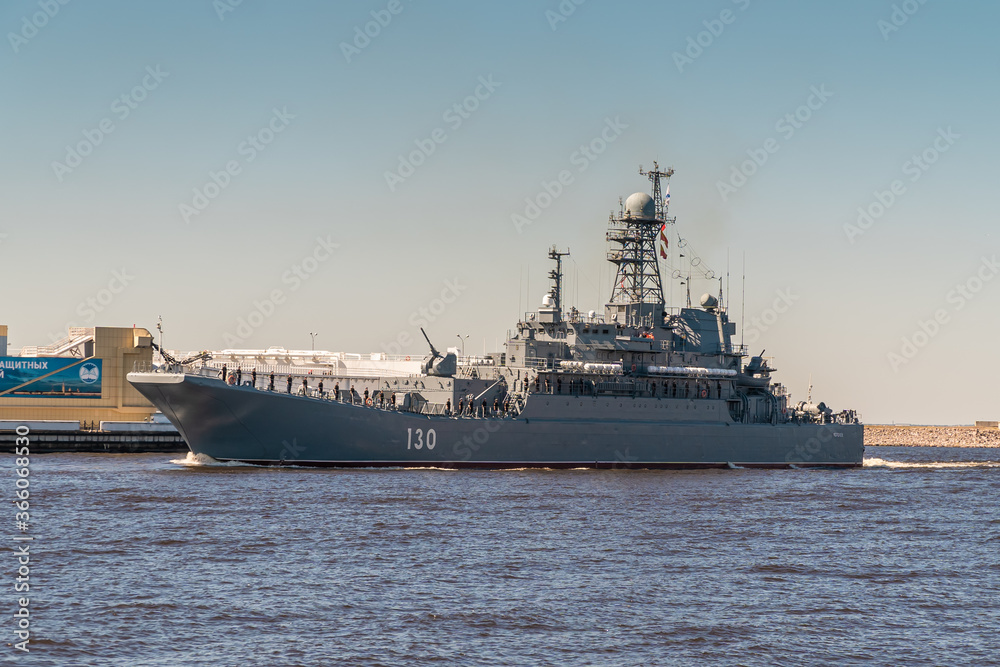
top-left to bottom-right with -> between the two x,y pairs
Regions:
0,423 -> 185,453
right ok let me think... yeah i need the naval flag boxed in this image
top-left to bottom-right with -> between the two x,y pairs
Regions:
658,222 -> 669,259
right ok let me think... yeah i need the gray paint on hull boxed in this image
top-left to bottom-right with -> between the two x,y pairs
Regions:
131,374 -> 864,468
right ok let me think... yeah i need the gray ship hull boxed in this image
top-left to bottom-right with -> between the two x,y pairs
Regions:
128,373 -> 864,468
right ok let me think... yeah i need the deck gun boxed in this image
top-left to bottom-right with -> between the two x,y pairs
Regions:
420,328 -> 457,377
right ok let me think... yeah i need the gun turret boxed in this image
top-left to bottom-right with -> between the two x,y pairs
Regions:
420,328 -> 440,359
419,328 -> 456,377
745,350 -> 776,376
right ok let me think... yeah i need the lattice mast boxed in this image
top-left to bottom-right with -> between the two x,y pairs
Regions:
643,161 -> 673,222
606,162 -> 673,325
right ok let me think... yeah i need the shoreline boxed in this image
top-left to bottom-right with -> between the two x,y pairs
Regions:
864,425 -> 1000,448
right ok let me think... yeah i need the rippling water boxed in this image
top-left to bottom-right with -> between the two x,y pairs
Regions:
17,446 -> 1000,666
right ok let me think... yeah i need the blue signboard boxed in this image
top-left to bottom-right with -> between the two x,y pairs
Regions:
0,357 -> 103,398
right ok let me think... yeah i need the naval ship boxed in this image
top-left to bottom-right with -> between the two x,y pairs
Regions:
128,163 -> 863,468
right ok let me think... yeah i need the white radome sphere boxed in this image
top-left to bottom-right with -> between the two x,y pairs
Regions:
624,192 -> 655,220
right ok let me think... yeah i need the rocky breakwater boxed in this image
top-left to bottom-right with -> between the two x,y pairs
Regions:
864,425 -> 1000,447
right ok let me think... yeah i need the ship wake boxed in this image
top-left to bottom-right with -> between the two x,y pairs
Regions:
864,457 -> 1000,470
169,452 -> 245,467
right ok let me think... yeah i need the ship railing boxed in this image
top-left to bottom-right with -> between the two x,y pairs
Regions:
565,311 -> 605,324
521,357 -> 557,370
594,381 -> 636,396
293,389 -> 518,419
253,381 -> 527,419
456,366 -> 497,381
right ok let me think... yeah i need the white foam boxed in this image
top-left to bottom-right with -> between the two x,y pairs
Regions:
864,457 -> 1000,469
169,451 -> 237,467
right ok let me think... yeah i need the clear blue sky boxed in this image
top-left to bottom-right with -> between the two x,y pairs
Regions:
2,0 -> 997,423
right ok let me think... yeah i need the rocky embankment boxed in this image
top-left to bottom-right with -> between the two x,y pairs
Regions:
865,425 -> 1000,447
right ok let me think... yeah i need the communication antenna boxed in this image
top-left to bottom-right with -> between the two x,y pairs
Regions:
518,265 -> 523,321
740,253 -> 745,351
726,249 -> 731,311
156,316 -> 163,362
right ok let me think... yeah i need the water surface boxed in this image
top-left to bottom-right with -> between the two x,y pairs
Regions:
16,446 -> 1000,666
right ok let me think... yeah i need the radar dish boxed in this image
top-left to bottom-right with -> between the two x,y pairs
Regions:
623,192 -> 655,220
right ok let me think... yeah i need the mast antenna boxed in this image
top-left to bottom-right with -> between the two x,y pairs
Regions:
547,246 -> 570,317
740,252 -> 746,352
156,315 -> 163,364
726,248 -> 731,311
640,161 -> 674,221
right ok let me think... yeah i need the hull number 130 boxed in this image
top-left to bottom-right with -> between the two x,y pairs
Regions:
406,428 -> 436,450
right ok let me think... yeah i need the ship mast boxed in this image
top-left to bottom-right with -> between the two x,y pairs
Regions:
641,161 -> 673,222
547,245 -> 569,316
605,162 -> 673,327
